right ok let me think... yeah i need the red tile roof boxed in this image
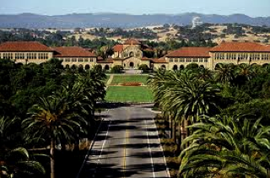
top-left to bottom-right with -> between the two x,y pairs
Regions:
210,42 -> 270,52
141,57 -> 151,60
124,38 -> 141,45
97,58 -> 113,63
151,57 -> 168,63
166,47 -> 211,58
53,46 -> 96,57
113,44 -> 124,52
0,41 -> 53,52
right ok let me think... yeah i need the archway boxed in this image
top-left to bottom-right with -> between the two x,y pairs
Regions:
130,62 -> 134,68
173,65 -> 178,70
180,65 -> 185,70
129,52 -> 134,57
66,64 -> 70,69
161,65 -> 166,69
85,64 -> 90,70
263,63 -> 269,68
104,65 -> 110,70
200,65 -> 205,68
215,63 -> 222,70
71,65 -> 76,70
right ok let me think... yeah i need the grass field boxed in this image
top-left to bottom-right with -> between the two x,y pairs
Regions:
110,75 -> 149,85
105,86 -> 154,103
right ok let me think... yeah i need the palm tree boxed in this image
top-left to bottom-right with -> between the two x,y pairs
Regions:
148,69 -> 219,146
0,147 -> 45,178
23,95 -> 88,178
179,115 -> 270,178
0,116 -> 20,151
148,69 -> 179,141
215,63 -> 236,85
0,116 -> 45,178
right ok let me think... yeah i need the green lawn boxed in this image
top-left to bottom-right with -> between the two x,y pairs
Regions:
110,75 -> 149,85
105,86 -> 154,103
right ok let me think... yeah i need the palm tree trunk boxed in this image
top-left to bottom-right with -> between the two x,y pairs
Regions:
172,120 -> 176,143
170,116 -> 173,139
50,139 -> 55,178
177,121 -> 182,150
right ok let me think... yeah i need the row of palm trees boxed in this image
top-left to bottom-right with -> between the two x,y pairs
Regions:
0,65 -> 106,178
148,63 -> 270,177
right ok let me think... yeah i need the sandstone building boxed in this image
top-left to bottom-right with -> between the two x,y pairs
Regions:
0,40 -> 270,70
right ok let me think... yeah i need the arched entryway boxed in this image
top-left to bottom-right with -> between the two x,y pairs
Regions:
180,65 -> 185,70
85,64 -> 90,70
173,65 -> 178,70
104,65 -> 110,70
130,62 -> 134,68
161,65 -> 166,69
71,65 -> 76,70
66,64 -> 70,69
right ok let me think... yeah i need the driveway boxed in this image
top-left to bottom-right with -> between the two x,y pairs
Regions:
78,104 -> 170,178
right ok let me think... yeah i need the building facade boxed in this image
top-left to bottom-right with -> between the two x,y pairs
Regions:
0,40 -> 270,70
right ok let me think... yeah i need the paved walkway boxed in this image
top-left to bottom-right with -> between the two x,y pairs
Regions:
106,75 -> 114,88
78,105 -> 170,178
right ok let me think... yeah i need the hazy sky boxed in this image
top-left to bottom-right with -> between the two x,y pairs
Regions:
1,0 -> 270,17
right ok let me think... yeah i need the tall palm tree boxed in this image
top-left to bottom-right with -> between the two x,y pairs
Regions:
148,69 -> 219,146
179,115 -> 270,178
23,95 -> 88,178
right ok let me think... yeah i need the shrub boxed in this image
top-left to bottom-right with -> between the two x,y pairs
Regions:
110,65 -> 123,73
186,63 -> 199,69
138,64 -> 149,73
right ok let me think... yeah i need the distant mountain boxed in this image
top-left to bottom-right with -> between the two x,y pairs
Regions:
0,13 -> 269,28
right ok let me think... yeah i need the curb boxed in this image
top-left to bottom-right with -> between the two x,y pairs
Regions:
76,117 -> 105,178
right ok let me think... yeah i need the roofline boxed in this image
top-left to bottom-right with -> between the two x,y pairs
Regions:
0,50 -> 54,52
55,55 -> 96,57
166,55 -> 210,58
210,50 -> 270,52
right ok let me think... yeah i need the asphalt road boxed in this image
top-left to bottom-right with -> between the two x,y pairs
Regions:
79,104 -> 170,178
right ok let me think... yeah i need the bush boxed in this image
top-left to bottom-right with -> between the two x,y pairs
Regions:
110,65 -> 123,73
138,64 -> 150,73
186,63 -> 199,69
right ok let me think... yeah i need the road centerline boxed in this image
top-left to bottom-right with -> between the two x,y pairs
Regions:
145,119 -> 156,178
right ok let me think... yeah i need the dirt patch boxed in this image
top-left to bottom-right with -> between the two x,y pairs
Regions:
120,82 -> 142,86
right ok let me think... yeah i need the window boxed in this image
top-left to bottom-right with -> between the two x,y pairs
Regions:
72,58 -> 77,62
3,53 -> 12,59
169,58 -> 173,62
90,59 -> 93,62
254,53 -> 260,60
199,58 -> 204,62
262,54 -> 269,60
186,58 -> 192,62
193,58 -> 198,62
220,53 -> 225,60
227,53 -> 232,60
179,58 -> 185,62
78,58 -> 83,62
65,58 -> 71,62
27,53 -> 37,60
84,58 -> 89,62
204,59 -> 208,63
38,53 -> 48,59
250,53 -> 254,60
174,59 -> 178,62
215,53 -> 224,60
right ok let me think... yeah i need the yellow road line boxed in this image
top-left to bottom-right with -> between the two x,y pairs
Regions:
123,108 -> 130,178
